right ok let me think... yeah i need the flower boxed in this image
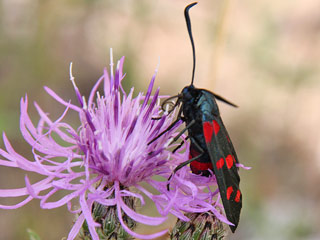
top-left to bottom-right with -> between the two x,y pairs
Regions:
0,50 -> 181,240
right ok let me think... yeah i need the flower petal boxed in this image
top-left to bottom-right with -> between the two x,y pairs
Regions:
67,213 -> 85,240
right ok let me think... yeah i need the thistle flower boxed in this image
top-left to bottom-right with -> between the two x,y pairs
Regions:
0,50 -> 182,239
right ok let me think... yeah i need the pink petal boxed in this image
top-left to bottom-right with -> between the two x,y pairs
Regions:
67,213 -> 85,240
44,86 -> 81,112
116,202 -> 168,240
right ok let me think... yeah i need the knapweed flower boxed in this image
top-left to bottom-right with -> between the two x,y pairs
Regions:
0,51 -> 183,239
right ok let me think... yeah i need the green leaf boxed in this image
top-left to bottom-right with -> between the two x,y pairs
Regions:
27,229 -> 41,240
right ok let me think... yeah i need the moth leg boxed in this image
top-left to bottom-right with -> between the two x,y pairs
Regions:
167,151 -> 204,191
172,136 -> 189,153
172,149 -> 203,175
148,107 -> 184,145
148,118 -> 181,145
162,118 -> 196,163
170,119 -> 195,143
167,124 -> 205,191
151,116 -> 162,120
189,135 -> 205,153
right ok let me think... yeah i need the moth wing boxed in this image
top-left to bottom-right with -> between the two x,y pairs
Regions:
202,116 -> 242,232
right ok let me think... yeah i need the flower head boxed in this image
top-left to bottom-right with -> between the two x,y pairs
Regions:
0,50 -> 180,239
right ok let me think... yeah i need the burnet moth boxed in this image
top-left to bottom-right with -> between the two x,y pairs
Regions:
149,2 -> 242,232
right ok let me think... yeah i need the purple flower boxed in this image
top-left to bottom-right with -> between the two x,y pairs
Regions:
0,50 -> 181,239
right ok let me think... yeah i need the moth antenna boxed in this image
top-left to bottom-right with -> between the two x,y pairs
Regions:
184,2 -> 198,86
213,92 -> 239,108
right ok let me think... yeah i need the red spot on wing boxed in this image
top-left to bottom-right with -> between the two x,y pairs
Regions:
212,120 -> 220,135
203,122 -> 214,143
203,120 -> 220,143
226,135 -> 230,142
235,190 -> 241,203
227,186 -> 233,200
226,155 -> 234,169
216,157 -> 224,169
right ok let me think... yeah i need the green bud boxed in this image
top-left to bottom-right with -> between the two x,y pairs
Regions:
171,212 -> 225,240
78,186 -> 137,240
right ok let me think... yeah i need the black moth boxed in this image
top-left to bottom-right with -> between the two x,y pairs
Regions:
149,2 -> 242,232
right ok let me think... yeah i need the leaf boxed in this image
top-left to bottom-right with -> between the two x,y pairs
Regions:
27,229 -> 41,240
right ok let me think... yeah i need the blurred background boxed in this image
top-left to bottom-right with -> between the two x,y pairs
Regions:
0,0 -> 320,239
